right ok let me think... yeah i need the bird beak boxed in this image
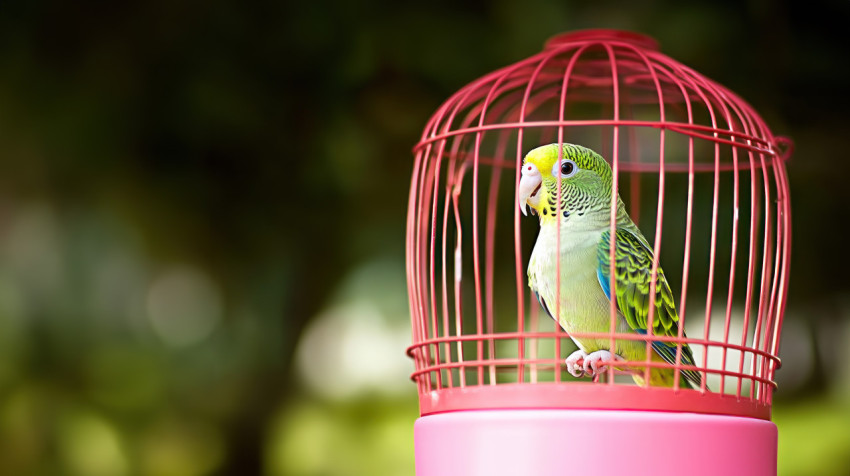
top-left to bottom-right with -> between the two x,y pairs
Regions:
518,162 -> 542,216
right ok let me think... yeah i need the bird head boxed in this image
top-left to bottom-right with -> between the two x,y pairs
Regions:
518,143 -> 616,225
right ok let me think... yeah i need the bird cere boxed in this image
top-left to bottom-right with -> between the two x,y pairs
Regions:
520,143 -> 703,389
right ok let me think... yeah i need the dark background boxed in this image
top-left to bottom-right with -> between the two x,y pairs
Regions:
0,1 -> 848,474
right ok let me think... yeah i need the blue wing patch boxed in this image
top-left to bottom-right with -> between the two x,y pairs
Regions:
596,267 -> 611,301
534,291 -> 554,320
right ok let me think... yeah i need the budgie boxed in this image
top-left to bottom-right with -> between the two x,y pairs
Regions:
518,143 -> 702,388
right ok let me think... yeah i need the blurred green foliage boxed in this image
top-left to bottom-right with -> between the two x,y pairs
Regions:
0,0 -> 848,475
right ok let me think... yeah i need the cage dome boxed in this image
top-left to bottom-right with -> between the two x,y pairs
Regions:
406,29 -> 791,421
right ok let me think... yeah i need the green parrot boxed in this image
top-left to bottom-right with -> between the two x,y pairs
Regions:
518,143 -> 702,388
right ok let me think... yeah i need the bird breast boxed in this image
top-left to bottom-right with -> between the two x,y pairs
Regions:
528,225 -> 603,303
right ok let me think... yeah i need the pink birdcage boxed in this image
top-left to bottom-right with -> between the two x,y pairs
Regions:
406,30 -> 792,475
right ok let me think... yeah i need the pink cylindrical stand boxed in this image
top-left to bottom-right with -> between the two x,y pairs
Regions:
415,409 -> 777,476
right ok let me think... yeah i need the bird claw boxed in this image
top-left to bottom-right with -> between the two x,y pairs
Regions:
565,349 -> 588,378
582,350 -> 622,377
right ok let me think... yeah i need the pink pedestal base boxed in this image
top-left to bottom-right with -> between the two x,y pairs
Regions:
415,409 -> 776,476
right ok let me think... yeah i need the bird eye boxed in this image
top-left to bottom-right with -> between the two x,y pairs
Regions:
554,159 -> 578,178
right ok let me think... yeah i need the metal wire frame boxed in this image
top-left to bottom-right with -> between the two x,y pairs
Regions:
405,30 -> 792,419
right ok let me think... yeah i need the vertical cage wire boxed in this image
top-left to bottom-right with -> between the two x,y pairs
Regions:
406,30 -> 791,419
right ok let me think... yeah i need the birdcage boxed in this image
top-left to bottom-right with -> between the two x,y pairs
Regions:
406,30 -> 791,475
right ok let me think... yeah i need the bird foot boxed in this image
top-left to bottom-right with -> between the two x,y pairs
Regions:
565,349 -> 589,377
566,349 -> 623,379
583,350 -> 622,377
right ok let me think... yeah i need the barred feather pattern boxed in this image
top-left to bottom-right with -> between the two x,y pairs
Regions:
597,227 -> 703,388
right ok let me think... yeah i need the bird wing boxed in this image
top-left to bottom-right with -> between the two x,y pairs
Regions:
596,227 -> 702,388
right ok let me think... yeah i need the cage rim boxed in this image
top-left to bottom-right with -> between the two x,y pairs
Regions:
416,384 -> 772,420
